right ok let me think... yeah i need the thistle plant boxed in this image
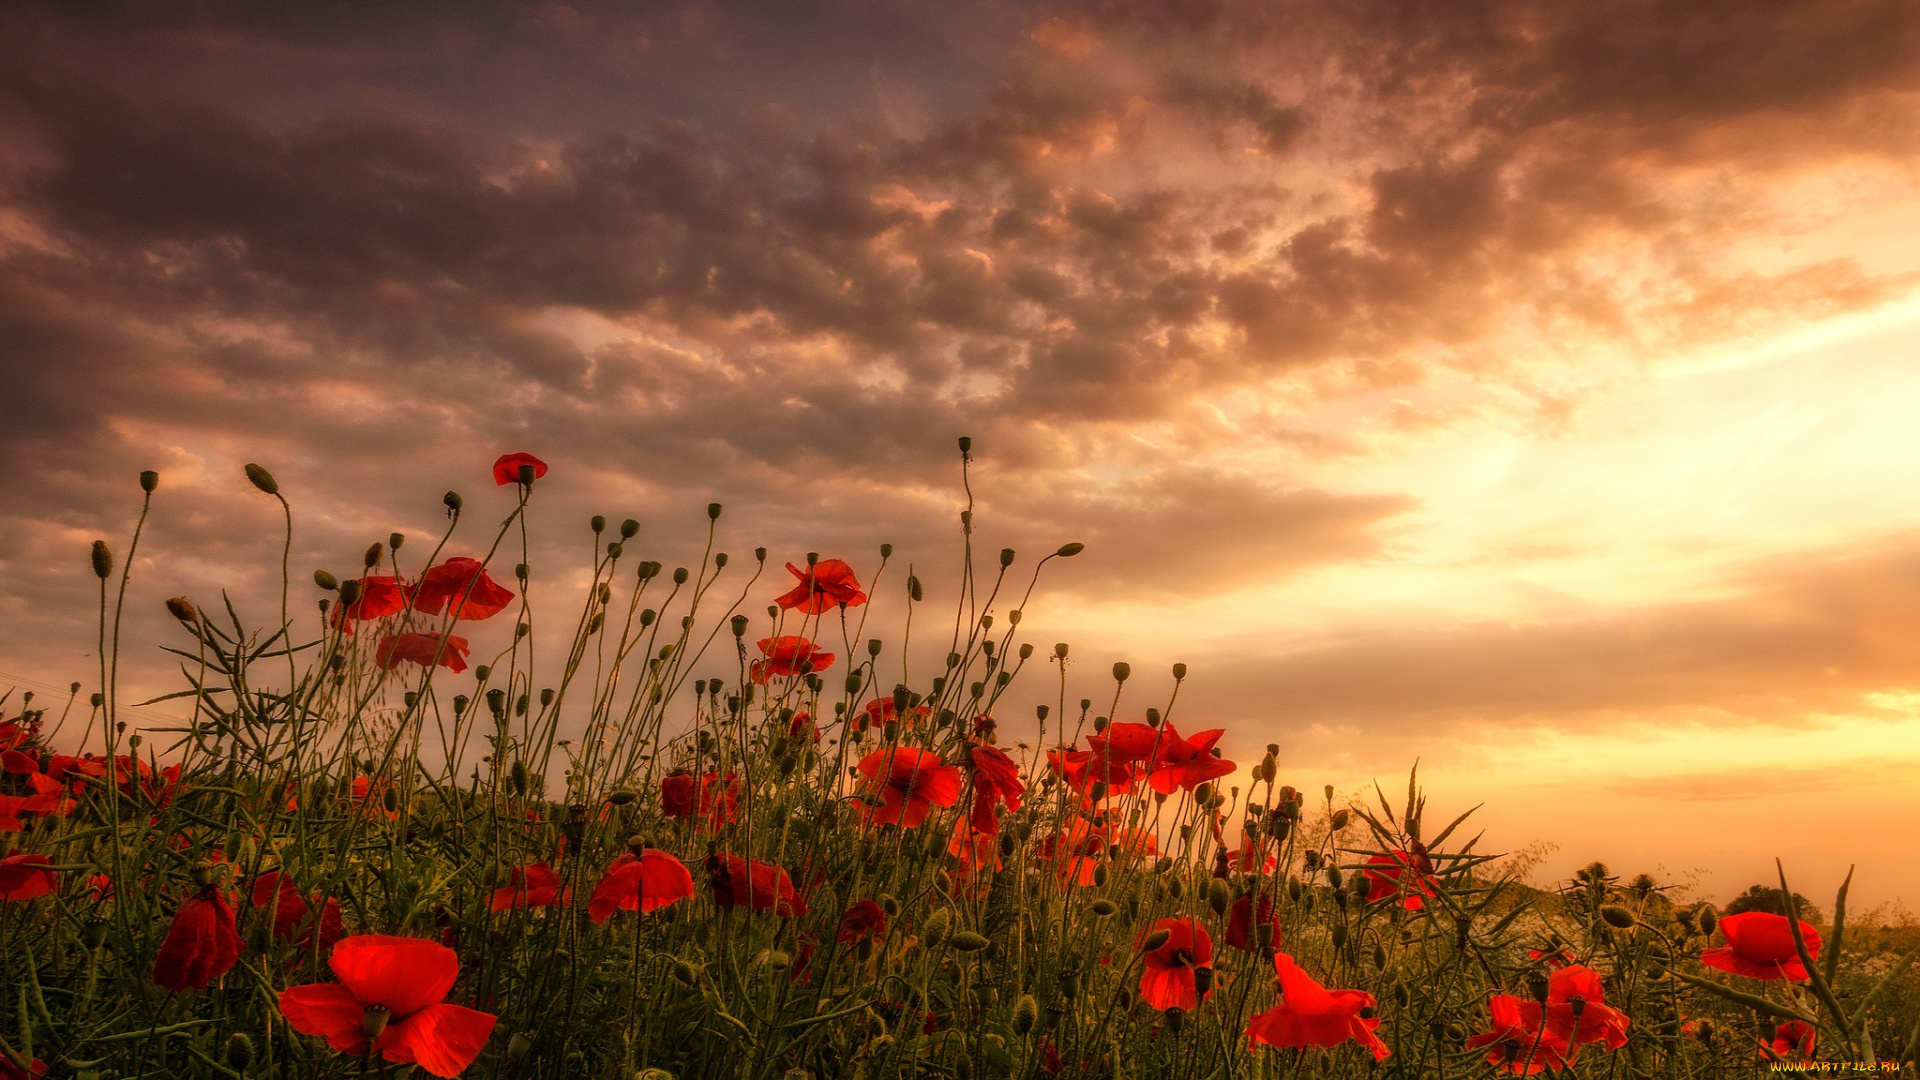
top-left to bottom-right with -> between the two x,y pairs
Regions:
0,440 -> 1915,1079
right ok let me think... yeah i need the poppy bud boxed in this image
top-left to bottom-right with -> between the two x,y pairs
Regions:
1330,809 -> 1350,831
950,931 -> 990,952
1055,542 -> 1084,557
1014,994 -> 1038,1035
510,761 -> 529,796
1209,878 -> 1230,915
673,567 -> 689,585
999,833 -> 1016,857
444,490 -> 463,512
1112,662 -> 1130,682
244,462 -> 279,495
1331,924 -> 1348,950
312,569 -> 340,592
91,540 -> 113,579
1696,905 -> 1718,936
673,960 -> 699,987
165,597 -> 198,625
1373,943 -> 1388,969
922,908 -> 951,949
225,1032 -> 253,1071
1332,888 -> 1347,909
1089,899 -> 1116,918
1600,905 -> 1636,929
1092,864 -> 1108,887
908,575 -> 923,602
1326,866 -> 1343,889
383,786 -> 400,813
1141,928 -> 1172,952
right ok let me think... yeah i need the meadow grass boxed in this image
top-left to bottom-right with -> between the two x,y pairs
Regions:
1,444 -> 1917,1080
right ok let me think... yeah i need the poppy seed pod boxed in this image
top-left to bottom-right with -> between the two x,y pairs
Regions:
91,540 -> 113,579
444,490 -> 463,512
516,464 -> 537,485
244,462 -> 279,495
958,436 -> 972,454
388,532 -> 405,552
731,615 -> 749,637
673,567 -> 689,585
999,547 -> 1015,568
1332,924 -> 1348,949
1112,662 -> 1130,682
707,502 -> 722,520
1056,542 -> 1084,557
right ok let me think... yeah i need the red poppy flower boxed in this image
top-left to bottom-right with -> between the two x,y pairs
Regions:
861,697 -> 931,730
838,899 -> 888,945
87,873 -> 113,901
1362,849 -> 1438,911
349,776 -> 401,821
856,747 -> 962,828
1227,891 -> 1284,953
1040,1039 -> 1062,1079
1,749 -> 35,774
1142,722 -> 1236,794
750,636 -> 836,683
1465,994 -> 1570,1074
0,721 -> 20,752
1046,747 -> 1134,800
1246,952 -> 1391,1061
153,883 -> 244,991
1770,1020 -> 1816,1059
1528,947 -> 1576,968
790,934 -> 818,984
330,576 -> 409,633
493,452 -> 548,486
1138,917 -> 1213,1012
705,853 -> 806,917
279,935 -> 498,1078
659,770 -> 737,830
1542,965 -> 1630,1051
774,559 -> 868,614
412,558 -> 516,621
1086,721 -> 1162,764
1037,817 -> 1108,887
1699,912 -> 1823,981
489,863 -> 568,912
788,712 -> 821,742
948,813 -> 1002,886
588,849 -> 695,923
966,744 -> 1025,835
0,851 -> 57,900
253,872 -> 345,952
376,633 -> 470,674
0,1053 -> 45,1080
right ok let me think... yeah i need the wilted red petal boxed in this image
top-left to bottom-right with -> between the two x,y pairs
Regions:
152,885 -> 243,991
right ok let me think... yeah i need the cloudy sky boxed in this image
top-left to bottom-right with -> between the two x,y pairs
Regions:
4,0 -> 1919,907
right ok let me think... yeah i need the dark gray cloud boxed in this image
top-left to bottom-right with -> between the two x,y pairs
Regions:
1,0 -> 1918,713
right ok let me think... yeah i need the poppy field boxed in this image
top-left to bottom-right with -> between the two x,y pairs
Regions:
2,445 -> 1917,1080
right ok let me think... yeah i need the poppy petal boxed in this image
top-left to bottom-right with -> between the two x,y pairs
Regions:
328,935 -> 458,1017
279,983 -> 371,1055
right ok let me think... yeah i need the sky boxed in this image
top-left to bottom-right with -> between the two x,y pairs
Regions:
3,0 -> 1919,909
